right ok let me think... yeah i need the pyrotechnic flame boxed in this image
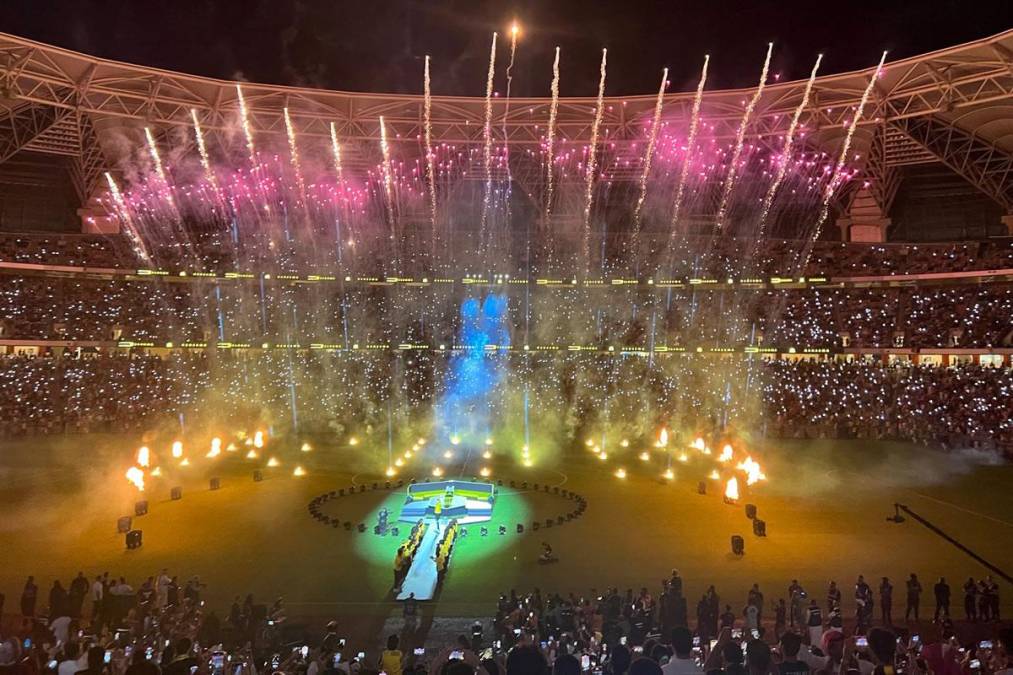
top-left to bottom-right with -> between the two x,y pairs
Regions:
714,45 -> 771,233
598,452 -> 608,461
150,466 -> 162,477
659,428 -> 669,447
179,457 -> 190,467
678,453 -> 688,463
663,468 -> 675,480
378,115 -> 396,221
615,468 -> 627,479
171,441 -> 183,458
137,446 -> 150,468
620,439 -> 630,448
482,450 -> 492,459
632,67 -> 668,233
395,458 -> 404,467
207,437 -> 222,458
639,452 -> 650,461
693,437 -> 706,451
125,466 -> 145,492
581,48 -> 607,274
736,456 -> 766,486
443,450 -> 454,459
432,466 -> 444,477
522,457 -> 533,467
718,444 -> 734,463
450,435 -> 460,445
267,457 -> 280,467
253,431 -> 264,448
385,466 -> 396,477
226,442 -> 237,452
245,450 -> 257,459
480,466 -> 491,477
667,55 -> 709,235
709,469 -> 720,480
301,442 -> 312,452
293,465 -> 306,477
348,436 -> 358,446
725,476 -> 740,501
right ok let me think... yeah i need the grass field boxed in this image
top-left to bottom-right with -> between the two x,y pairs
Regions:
2,432 -> 1011,628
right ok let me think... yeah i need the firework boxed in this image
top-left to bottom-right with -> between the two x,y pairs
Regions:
544,47 -> 561,226
667,55 -> 709,235
137,446 -> 150,467
104,172 -> 149,263
293,465 -> 306,477
379,116 -> 396,223
755,54 -> 823,239
631,68 -> 669,234
423,56 -> 438,232
736,456 -> 766,485
171,440 -> 183,458
714,45 -> 772,232
582,48 -> 608,275
253,430 -> 264,448
799,51 -> 888,270
724,476 -> 740,501
208,437 -> 222,457
283,107 -> 307,206
479,32 -> 498,233
235,84 -> 256,164
189,108 -> 218,193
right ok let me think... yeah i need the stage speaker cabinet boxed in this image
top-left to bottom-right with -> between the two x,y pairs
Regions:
745,503 -> 757,520
338,488 -> 344,496
384,481 -> 391,490
521,481 -> 528,489
373,525 -> 382,535
134,500 -> 148,516
344,522 -> 352,530
731,535 -> 745,555
126,530 -> 143,550
556,516 -> 565,525
698,481 -> 707,495
210,477 -> 221,491
545,519 -> 553,528
533,483 -> 540,490
497,479 -> 504,486
170,486 -> 182,500
371,482 -> 378,490
499,525 -> 507,535
117,516 -> 132,533
509,480 -> 516,488
397,480 -> 404,488
357,523 -> 366,533
331,521 -> 340,528
516,523 -> 524,534
391,527 -> 399,537
358,484 -> 366,493
753,519 -> 766,537
253,470 -> 263,482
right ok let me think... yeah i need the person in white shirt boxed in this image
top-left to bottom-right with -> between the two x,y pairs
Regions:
156,570 -> 171,608
50,615 -> 72,647
661,627 -> 703,675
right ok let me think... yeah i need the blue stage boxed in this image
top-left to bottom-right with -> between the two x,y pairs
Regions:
399,479 -> 495,524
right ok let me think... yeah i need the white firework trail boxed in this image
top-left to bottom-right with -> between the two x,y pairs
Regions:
479,32 -> 498,234
798,50 -> 887,271
283,107 -> 307,206
543,46 -> 561,225
755,54 -> 823,239
714,45 -> 771,233
501,24 -> 518,230
144,126 -> 178,214
581,48 -> 607,275
235,84 -> 256,165
105,172 -> 149,263
378,115 -> 396,223
189,108 -> 218,192
667,55 -> 709,235
631,67 -> 668,232
329,121 -> 344,183
424,55 -> 437,233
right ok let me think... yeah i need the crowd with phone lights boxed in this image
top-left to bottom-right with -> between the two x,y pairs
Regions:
0,569 -> 1008,675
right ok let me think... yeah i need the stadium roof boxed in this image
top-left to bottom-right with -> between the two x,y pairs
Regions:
0,28 -> 1011,217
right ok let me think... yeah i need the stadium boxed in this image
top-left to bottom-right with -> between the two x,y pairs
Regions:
0,7 -> 1011,675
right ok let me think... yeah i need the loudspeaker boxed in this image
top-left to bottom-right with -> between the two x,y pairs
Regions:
480,527 -> 489,537
372,482 -> 378,490
357,523 -> 366,533
698,481 -> 707,495
753,519 -> 766,537
745,504 -> 757,520
126,530 -> 143,549
253,470 -> 263,482
384,481 -> 391,490
556,516 -> 565,525
516,523 -> 524,534
210,477 -> 221,490
731,535 -> 745,555
391,527 -> 399,537
532,522 -> 540,530
134,500 -> 148,516
170,487 -> 182,500
358,484 -> 366,492
344,522 -> 352,530
545,519 -> 553,528
338,488 -> 344,496
373,525 -> 382,535
117,516 -> 132,534
499,525 -> 507,535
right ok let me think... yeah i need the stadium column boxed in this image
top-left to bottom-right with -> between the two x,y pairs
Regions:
836,216 -> 891,243
1002,214 -> 1013,237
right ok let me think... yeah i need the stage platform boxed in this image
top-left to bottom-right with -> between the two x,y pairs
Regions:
399,479 -> 495,524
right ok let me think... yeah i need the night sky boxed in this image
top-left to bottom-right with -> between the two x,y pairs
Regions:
0,1 -> 1009,96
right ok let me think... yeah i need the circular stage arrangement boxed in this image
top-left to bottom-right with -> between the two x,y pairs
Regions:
1,432 -> 1012,619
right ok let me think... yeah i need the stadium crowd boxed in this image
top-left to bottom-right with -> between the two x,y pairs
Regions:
1,568 -> 1009,675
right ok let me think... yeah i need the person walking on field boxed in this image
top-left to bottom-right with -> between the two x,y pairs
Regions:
933,577 -> 950,621
879,577 -> 893,625
963,577 -> 977,622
